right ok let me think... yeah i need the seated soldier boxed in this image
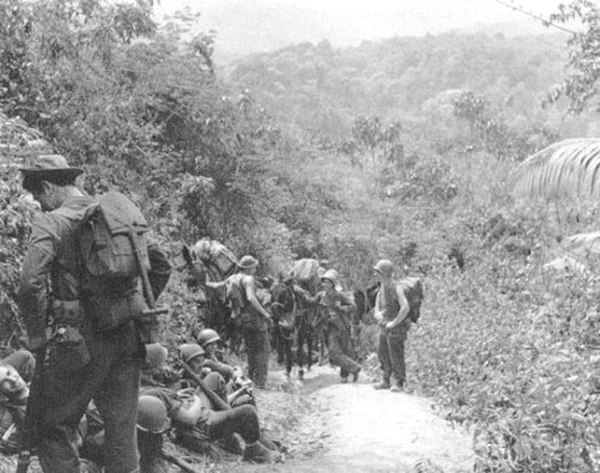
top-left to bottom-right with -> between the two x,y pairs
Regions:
192,331 -> 255,407
139,386 -> 273,464
0,350 -> 34,454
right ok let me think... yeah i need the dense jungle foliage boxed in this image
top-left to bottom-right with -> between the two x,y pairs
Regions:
2,0 -> 600,472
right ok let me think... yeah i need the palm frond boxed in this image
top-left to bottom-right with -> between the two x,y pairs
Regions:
512,138 -> 600,199
564,231 -> 600,254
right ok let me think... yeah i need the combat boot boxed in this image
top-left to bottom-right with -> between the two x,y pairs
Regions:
390,382 -> 404,393
373,380 -> 391,390
243,441 -> 272,463
352,368 -> 361,383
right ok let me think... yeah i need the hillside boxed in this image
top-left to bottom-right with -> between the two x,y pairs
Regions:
225,32 -> 596,140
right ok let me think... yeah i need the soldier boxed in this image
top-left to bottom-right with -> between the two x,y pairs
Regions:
372,259 -> 410,392
310,270 -> 361,383
137,386 -> 273,464
18,155 -> 171,472
0,351 -> 34,454
180,339 -> 254,408
209,256 -> 271,388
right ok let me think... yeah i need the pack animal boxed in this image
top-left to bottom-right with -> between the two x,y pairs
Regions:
269,279 -> 297,378
182,240 -> 241,351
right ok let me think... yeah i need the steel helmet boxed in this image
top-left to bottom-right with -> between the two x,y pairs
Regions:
320,269 -> 338,284
197,328 -> 221,348
137,396 -> 171,434
238,255 -> 258,269
142,343 -> 168,373
179,343 -> 205,364
373,259 -> 394,277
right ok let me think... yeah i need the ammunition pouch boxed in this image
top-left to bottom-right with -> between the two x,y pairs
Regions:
49,301 -> 91,371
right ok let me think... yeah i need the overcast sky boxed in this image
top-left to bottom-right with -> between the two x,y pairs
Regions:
154,0 -> 564,60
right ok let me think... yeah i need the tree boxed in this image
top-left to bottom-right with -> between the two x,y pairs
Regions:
547,0 -> 600,113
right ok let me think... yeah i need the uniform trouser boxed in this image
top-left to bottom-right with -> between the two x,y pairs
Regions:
208,405 -> 260,443
176,404 -> 261,455
36,323 -> 142,473
242,326 -> 269,387
328,328 -> 361,379
377,328 -> 406,386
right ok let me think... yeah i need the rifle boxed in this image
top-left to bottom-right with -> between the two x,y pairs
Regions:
179,361 -> 230,412
162,450 -> 203,473
128,228 -> 169,343
16,347 -> 46,473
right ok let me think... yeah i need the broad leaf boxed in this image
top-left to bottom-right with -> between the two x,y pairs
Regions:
564,231 -> 600,255
512,139 -> 600,199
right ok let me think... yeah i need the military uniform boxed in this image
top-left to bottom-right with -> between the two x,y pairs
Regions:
315,290 -> 361,380
228,272 -> 270,388
19,195 -> 170,473
375,283 -> 410,387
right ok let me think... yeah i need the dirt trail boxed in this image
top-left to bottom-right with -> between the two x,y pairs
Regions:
243,366 -> 475,473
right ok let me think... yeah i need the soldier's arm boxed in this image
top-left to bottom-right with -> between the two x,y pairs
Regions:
202,359 -> 235,382
205,280 -> 227,290
338,292 -> 356,312
18,215 -> 57,350
387,286 -> 410,329
244,277 -> 271,319
293,285 -> 318,304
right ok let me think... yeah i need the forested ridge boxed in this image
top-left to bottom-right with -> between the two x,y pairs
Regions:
226,31 -> 596,140
2,0 -> 600,471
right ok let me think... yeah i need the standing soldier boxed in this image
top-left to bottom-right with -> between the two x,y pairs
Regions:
372,259 -> 410,392
18,155 -> 171,472
210,256 -> 272,388
314,270 -> 361,383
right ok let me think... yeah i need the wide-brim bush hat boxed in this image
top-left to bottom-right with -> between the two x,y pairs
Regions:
19,154 -> 83,180
238,255 -> 259,269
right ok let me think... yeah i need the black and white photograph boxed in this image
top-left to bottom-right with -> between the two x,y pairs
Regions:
1,0 -> 599,472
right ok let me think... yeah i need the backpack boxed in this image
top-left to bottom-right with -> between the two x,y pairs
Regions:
192,239 -> 238,280
292,258 -> 320,294
397,277 -> 424,323
78,191 -> 150,285
225,273 -> 247,317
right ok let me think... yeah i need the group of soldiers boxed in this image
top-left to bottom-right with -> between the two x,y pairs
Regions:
3,154 -> 412,472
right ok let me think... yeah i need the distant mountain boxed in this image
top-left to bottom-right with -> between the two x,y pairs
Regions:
170,0 -> 557,65
225,31 -> 571,138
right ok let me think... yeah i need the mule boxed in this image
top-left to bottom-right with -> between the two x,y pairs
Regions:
269,279 -> 297,378
182,240 -> 241,352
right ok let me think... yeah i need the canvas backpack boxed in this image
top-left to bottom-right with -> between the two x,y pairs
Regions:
225,273 -> 248,318
397,277 -> 424,323
78,191 -> 150,287
73,191 -> 152,333
191,239 -> 238,280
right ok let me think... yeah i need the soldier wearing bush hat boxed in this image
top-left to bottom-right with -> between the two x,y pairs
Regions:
18,153 -> 171,473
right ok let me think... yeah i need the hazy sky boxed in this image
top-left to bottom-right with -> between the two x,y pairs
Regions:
155,0 -> 564,59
